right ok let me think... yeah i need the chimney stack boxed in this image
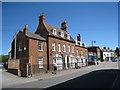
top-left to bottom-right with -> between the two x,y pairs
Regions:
39,13 -> 46,24
23,24 -> 28,34
61,21 -> 68,32
77,34 -> 81,41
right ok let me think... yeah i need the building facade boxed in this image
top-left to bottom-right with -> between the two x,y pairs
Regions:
101,47 -> 116,61
8,14 -> 88,77
115,48 -> 120,58
87,46 -> 101,64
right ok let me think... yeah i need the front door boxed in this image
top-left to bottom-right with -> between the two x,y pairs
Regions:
67,56 -> 69,68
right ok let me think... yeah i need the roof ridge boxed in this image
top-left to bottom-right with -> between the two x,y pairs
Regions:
46,24 -> 65,31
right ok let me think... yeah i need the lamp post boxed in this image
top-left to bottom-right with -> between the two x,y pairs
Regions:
91,41 -> 97,65
92,40 -> 96,46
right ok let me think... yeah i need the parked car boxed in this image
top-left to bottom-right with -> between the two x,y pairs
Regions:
0,63 -> 4,69
111,58 -> 118,62
118,58 -> 120,61
88,61 -> 96,65
3,62 -> 8,69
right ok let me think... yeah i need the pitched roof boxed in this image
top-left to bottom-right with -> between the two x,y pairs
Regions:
26,32 -> 46,41
45,24 -> 75,42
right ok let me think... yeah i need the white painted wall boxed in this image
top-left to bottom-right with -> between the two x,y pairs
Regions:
102,51 -> 113,61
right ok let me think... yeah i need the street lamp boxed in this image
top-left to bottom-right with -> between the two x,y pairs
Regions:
92,41 -> 96,46
91,40 -> 97,65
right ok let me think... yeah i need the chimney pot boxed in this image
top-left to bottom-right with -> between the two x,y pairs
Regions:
61,21 -> 68,32
39,13 -> 46,24
25,24 -> 28,28
77,34 -> 81,41
23,24 -> 28,34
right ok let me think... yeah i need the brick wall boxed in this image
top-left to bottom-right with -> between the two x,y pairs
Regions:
48,36 -> 88,71
8,59 -> 20,69
29,39 -> 47,73
35,23 -> 48,39
8,59 -> 20,75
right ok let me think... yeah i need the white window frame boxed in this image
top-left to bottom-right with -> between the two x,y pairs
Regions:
58,43 -> 61,52
76,49 -> 78,54
104,54 -> 106,57
38,41 -> 43,51
61,32 -> 64,37
52,42 -> 56,51
81,50 -> 83,56
72,46 -> 74,53
52,29 -> 57,35
38,57 -> 43,69
63,44 -> 66,52
53,54 -> 63,70
67,34 -> 70,40
68,45 -> 70,53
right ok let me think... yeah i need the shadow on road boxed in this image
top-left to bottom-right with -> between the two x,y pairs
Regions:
45,69 -> 120,89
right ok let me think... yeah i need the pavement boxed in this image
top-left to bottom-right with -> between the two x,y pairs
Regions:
1,61 -> 120,89
2,66 -> 92,88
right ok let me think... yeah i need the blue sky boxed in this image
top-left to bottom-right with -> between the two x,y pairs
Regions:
2,2 -> 118,55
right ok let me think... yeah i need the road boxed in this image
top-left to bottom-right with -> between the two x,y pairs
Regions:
2,61 -> 120,89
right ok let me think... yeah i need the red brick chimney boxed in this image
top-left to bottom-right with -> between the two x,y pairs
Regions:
23,24 -> 28,34
61,21 -> 68,32
77,34 -> 81,41
39,13 -> 46,24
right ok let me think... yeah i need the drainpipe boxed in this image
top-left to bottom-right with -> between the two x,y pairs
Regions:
30,56 -> 33,77
14,33 -> 17,59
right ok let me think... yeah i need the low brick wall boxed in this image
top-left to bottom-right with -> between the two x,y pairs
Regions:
8,59 -> 20,76
8,59 -> 20,69
8,69 -> 18,75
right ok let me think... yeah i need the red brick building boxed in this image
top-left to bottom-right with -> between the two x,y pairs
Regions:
8,14 -> 88,77
87,46 -> 101,64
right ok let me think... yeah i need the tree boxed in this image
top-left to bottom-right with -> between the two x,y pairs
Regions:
0,55 -> 8,63
0,55 -> 2,63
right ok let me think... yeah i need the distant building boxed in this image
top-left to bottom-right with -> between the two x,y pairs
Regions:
8,14 -> 88,77
115,48 -> 120,58
86,46 -> 101,63
101,47 -> 116,61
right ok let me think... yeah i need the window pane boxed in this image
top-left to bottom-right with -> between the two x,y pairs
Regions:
38,57 -> 43,68
38,41 -> 43,51
52,42 -> 55,51
58,44 -> 61,52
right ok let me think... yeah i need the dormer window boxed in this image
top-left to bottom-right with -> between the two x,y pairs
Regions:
82,43 -> 85,47
67,34 -> 70,40
78,42 -> 80,45
52,29 -> 57,35
61,32 -> 64,37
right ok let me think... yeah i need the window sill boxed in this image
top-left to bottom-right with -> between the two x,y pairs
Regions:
38,50 -> 43,52
38,67 -> 43,69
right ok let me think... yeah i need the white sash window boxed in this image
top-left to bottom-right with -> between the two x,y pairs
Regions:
38,57 -> 43,68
